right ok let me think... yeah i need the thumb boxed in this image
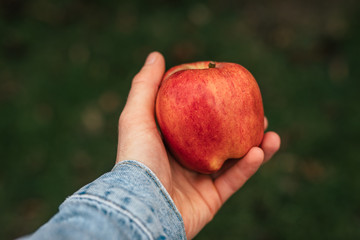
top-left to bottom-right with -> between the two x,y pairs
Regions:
122,52 -> 165,118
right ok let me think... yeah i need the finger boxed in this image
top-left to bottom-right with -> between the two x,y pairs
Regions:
122,51 -> 165,118
261,131 -> 281,163
264,116 -> 268,130
214,147 -> 264,203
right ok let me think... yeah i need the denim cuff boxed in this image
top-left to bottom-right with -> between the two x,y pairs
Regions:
64,160 -> 186,239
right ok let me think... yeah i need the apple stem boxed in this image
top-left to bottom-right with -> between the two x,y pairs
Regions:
208,62 -> 216,68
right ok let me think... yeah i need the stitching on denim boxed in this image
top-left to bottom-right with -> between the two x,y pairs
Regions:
67,194 -> 154,240
115,161 -> 185,230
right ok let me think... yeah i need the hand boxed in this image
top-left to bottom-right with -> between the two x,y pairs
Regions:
116,52 -> 281,239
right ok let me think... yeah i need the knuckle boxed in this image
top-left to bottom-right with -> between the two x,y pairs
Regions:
118,111 -> 130,127
132,71 -> 147,86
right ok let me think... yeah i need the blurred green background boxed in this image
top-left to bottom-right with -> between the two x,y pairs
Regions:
1,0 -> 360,239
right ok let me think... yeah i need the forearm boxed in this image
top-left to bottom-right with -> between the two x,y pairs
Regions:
20,160 -> 186,240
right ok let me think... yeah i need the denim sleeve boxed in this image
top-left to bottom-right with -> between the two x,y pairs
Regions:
20,160 -> 187,240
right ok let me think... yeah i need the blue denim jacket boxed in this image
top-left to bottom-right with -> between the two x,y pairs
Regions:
20,160 -> 187,240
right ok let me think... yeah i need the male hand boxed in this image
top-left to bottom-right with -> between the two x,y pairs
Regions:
116,52 -> 281,239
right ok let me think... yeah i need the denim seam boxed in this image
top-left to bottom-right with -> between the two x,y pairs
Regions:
114,161 -> 184,226
66,194 -> 154,240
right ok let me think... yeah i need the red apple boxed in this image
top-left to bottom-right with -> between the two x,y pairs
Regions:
155,61 -> 264,174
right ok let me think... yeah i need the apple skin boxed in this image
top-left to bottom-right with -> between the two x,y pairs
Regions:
155,61 -> 264,174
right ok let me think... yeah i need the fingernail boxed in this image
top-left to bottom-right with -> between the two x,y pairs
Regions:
145,52 -> 157,65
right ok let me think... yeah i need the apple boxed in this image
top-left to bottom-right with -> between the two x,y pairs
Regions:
155,61 -> 264,174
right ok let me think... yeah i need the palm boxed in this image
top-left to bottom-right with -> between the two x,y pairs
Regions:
168,158 -> 222,239
131,122 -> 267,239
